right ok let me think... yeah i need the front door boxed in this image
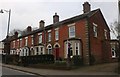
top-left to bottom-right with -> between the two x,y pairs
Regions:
55,48 -> 59,60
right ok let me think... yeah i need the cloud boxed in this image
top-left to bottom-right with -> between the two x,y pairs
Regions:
0,1 -> 118,40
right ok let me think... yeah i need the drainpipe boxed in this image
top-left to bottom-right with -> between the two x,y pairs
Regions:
86,17 -> 91,65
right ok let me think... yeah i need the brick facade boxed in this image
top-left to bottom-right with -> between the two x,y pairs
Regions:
3,2 -> 114,65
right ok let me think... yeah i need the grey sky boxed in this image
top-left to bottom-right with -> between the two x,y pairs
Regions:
0,0 -> 118,41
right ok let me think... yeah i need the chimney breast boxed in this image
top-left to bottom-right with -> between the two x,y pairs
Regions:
53,13 -> 59,23
39,20 -> 45,29
83,2 -> 91,13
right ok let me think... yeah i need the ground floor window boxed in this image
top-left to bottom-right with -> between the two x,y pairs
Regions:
111,47 -> 116,58
34,46 -> 44,55
75,43 -> 80,55
48,46 -> 52,54
64,40 -> 81,58
36,47 -> 39,55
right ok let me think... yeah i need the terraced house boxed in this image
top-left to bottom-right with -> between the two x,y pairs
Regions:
3,2 -> 114,65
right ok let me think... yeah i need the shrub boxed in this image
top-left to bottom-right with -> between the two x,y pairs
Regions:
55,61 -> 67,66
71,55 -> 83,66
20,54 -> 55,65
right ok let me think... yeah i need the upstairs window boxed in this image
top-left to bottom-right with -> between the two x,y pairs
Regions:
93,23 -> 98,38
25,37 -> 28,46
69,26 -> 75,38
55,29 -> 59,41
48,32 -> 51,42
20,39 -> 22,47
17,39 -> 19,48
31,35 -> 34,45
38,33 -> 42,43
104,29 -> 107,39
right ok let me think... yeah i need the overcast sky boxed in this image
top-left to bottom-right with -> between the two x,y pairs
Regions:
0,0 -> 118,41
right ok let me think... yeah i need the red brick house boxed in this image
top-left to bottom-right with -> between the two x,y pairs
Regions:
5,2 -> 113,65
110,40 -> 119,62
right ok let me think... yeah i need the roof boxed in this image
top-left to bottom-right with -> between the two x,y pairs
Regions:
3,9 -> 102,41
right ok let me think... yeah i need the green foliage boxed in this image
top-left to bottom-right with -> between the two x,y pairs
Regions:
19,54 -> 55,66
54,61 -> 67,66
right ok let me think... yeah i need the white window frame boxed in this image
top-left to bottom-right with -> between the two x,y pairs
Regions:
31,35 -> 34,45
69,26 -> 75,38
20,39 -> 22,47
38,33 -> 42,43
17,39 -> 19,48
111,46 -> 116,58
93,23 -> 98,38
48,47 -> 52,54
25,37 -> 28,46
104,29 -> 107,39
75,43 -> 80,55
48,32 -> 51,42
55,29 -> 59,41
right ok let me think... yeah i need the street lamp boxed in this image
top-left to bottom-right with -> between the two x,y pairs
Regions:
0,9 -> 11,37
0,9 -> 11,64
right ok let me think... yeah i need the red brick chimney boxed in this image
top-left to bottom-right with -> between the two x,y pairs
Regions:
83,2 -> 91,13
27,26 -> 32,32
39,20 -> 45,29
53,13 -> 59,23
14,31 -> 18,38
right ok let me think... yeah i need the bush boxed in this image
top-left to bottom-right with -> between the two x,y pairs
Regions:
20,54 -> 55,65
54,61 -> 67,66
71,55 -> 83,66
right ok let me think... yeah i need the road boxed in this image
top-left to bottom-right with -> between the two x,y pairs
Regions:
2,67 -> 42,77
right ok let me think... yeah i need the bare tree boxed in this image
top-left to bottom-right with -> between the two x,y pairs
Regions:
110,21 -> 119,39
9,29 -> 22,36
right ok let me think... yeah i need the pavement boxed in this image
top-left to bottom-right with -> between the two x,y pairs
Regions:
0,62 -> 119,76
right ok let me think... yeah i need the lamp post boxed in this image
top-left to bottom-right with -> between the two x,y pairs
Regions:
0,9 -> 11,64
118,1 -> 120,74
0,9 -> 11,37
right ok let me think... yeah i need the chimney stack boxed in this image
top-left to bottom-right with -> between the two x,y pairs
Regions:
53,13 -> 59,23
14,31 -> 18,38
39,20 -> 45,29
27,26 -> 32,32
83,2 -> 91,13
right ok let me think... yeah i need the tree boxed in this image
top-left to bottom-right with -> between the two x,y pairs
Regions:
110,21 -> 120,39
9,29 -> 22,36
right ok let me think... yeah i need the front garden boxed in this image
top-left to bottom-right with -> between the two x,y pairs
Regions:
2,54 -> 84,70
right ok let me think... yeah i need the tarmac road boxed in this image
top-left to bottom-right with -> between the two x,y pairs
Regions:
2,67 -> 42,77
